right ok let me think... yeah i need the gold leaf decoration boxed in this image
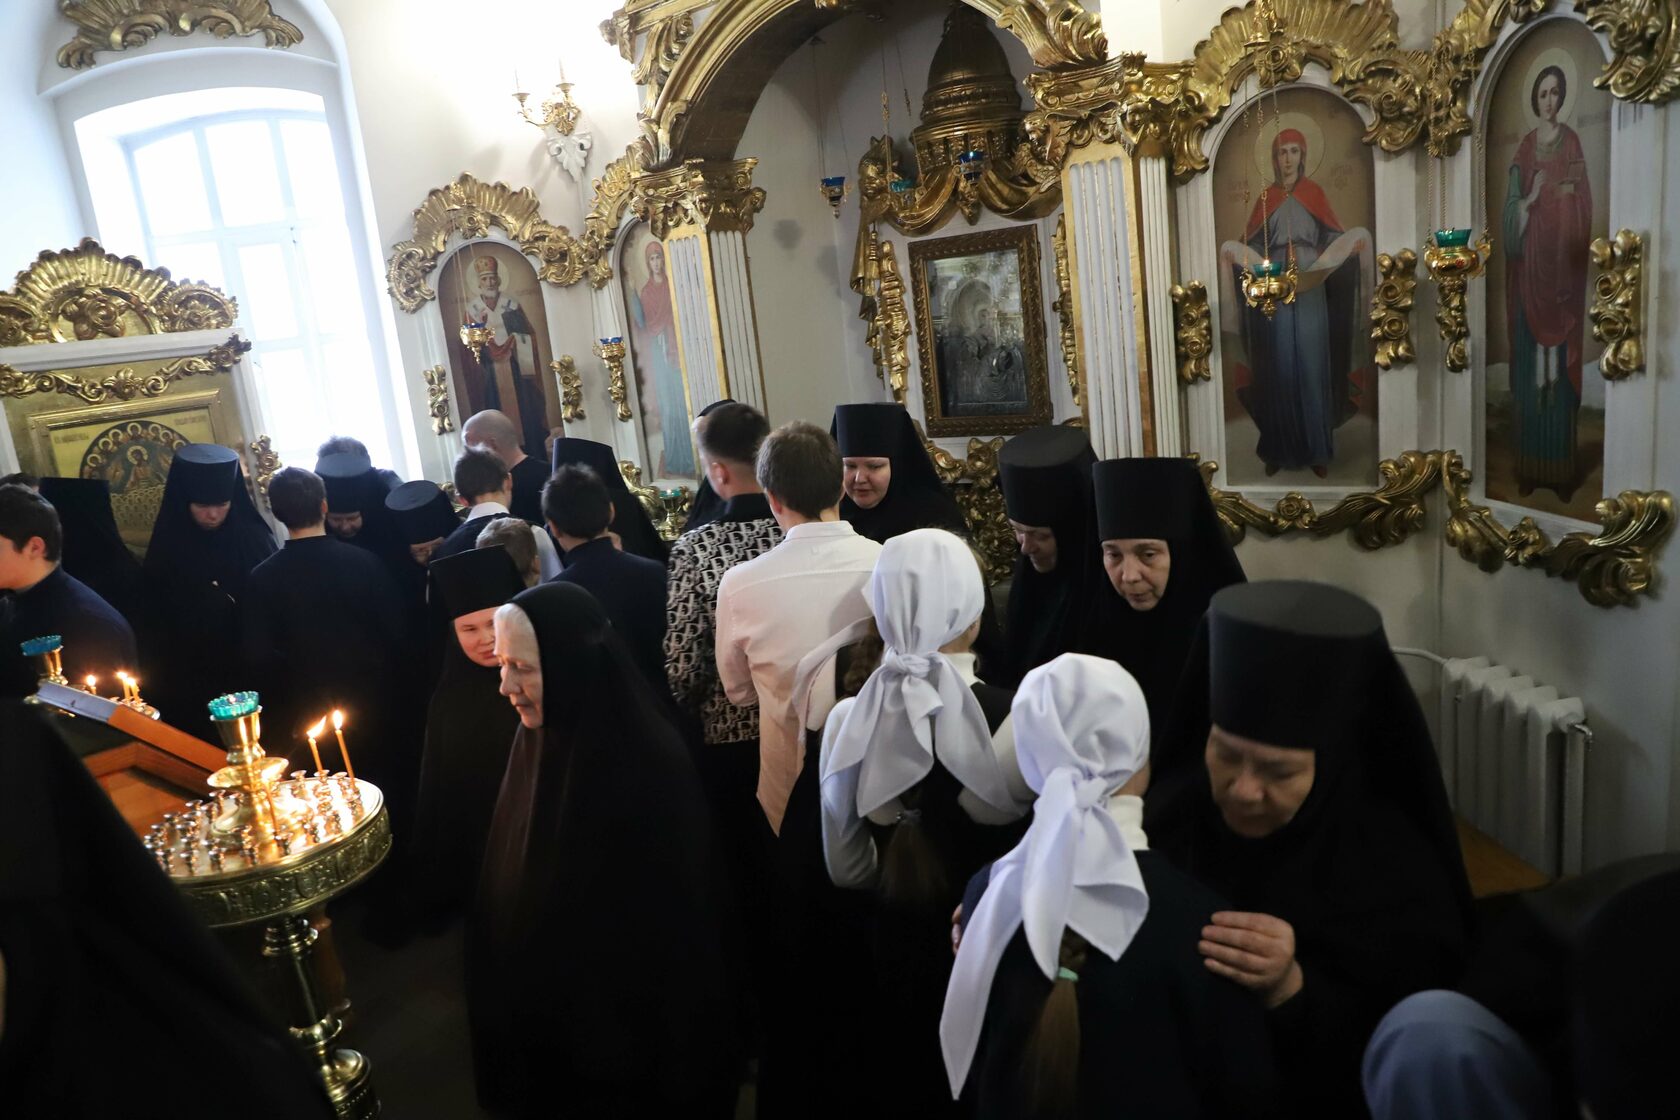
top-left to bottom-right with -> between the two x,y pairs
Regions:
1052,215 -> 1084,406
57,0 -> 302,69
0,238 -> 236,345
995,0 -> 1110,70
421,365 -> 454,434
1170,281 -> 1213,384
602,8 -> 696,92
1578,0 -> 1680,105
1196,449 -> 1443,550
1589,229 -> 1645,380
554,355 -> 585,423
861,233 -> 913,406
580,139 -> 654,288
925,431 -> 1014,584
0,334 -> 250,404
247,435 -> 281,510
385,174 -> 584,313
631,158 -> 766,239
1371,249 -> 1418,370
595,338 -> 632,422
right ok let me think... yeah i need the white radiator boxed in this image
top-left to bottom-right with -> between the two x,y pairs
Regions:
1393,649 -> 1591,878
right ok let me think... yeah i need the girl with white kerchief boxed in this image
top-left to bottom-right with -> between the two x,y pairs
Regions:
806,528 -> 1034,1116
941,654 -> 1277,1118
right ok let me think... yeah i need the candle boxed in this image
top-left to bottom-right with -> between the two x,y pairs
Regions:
84,674 -> 97,694
306,718 -> 326,775
116,671 -> 134,701
331,709 -> 355,782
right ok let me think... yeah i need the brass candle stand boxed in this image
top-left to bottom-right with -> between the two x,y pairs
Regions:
1424,227 -> 1492,373
658,486 -> 693,541
22,634 -> 68,686
149,692 -> 391,1120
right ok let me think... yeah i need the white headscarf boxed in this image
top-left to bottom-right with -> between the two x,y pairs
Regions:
939,653 -> 1152,1096
820,528 -> 1015,817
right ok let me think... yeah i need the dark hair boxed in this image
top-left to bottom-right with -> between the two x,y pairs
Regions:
1532,65 -> 1567,114
0,472 -> 39,490
454,449 -> 509,504
317,435 -> 370,458
756,421 -> 842,518
878,784 -> 951,908
0,483 -> 62,561
1022,930 -> 1090,1118
543,465 -> 612,539
698,402 -> 770,467
267,467 -> 326,530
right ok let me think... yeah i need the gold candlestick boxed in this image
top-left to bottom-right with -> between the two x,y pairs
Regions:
594,337 -> 631,422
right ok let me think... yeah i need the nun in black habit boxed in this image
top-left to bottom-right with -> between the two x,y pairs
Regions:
385,478 -> 461,617
1148,581 -> 1475,1116
410,546 -> 524,928
140,444 -> 276,736
996,425 -> 1100,687
315,449 -> 405,565
832,402 -> 968,542
548,436 -> 668,563
469,583 -> 737,1116
681,398 -> 735,534
36,475 -> 144,626
0,701 -> 334,1118
1081,456 -> 1245,738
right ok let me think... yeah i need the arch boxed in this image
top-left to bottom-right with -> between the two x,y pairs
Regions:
639,0 -> 1106,163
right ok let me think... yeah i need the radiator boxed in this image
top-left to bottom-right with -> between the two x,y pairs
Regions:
1393,649 -> 1591,878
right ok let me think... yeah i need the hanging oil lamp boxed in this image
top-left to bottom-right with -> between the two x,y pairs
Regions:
1423,226 -> 1492,282
820,176 -> 849,218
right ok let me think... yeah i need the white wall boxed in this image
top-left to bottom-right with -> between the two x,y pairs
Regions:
0,4 -> 84,279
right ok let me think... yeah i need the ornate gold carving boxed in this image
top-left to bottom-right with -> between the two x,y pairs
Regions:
862,234 -> 913,406
602,7 -> 696,92
57,0 -> 302,69
595,338 -> 633,422
385,173 -> 583,313
247,435 -> 281,510
631,158 -> 766,239
618,459 -> 666,527
580,140 -> 653,288
1170,282 -> 1213,384
1426,231 -> 1492,373
924,431 -> 1014,583
1197,449 -> 1445,550
1578,0 -> 1680,105
1589,229 -> 1645,380
421,365 -> 454,435
1052,215 -> 1083,405
554,356 -> 585,423
1371,249 -> 1418,370
0,334 -> 249,404
995,0 -> 1110,70
0,239 -> 237,345
1442,451 -> 1675,607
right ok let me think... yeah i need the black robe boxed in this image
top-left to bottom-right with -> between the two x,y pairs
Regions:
1080,459 -> 1246,740
36,476 -> 144,628
468,583 -> 737,1116
549,437 -> 669,564
549,536 -> 668,698
142,473 -> 276,738
960,851 -> 1279,1118
239,536 -> 410,801
0,566 -> 138,698
0,701 -> 334,1118
507,454 -> 550,525
411,647 -> 520,928
1147,585 -> 1474,1116
432,513 -> 502,563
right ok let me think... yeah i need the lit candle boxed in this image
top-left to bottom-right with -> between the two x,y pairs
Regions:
116,671 -> 133,701
306,718 -> 326,775
331,709 -> 355,782
84,674 -> 97,694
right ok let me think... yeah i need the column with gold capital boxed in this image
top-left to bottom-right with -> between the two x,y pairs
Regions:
629,157 -> 769,416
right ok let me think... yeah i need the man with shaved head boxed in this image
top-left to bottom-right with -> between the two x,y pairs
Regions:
464,409 -> 548,524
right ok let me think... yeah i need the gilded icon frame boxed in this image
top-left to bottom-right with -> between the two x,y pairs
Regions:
909,226 -> 1053,438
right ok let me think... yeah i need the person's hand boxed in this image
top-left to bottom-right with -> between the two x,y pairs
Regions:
1528,170 -> 1548,202
1199,910 -> 1303,1009
950,904 -> 963,956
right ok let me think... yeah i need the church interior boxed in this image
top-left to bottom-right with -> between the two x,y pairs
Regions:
3,0 -> 1679,1116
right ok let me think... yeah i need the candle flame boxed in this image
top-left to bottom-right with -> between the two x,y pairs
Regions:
308,719 -> 327,739
85,675 -> 97,688
332,709 -> 344,730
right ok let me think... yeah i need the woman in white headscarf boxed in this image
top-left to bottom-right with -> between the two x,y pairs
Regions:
800,528 -> 1033,1116
941,654 -> 1277,1119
